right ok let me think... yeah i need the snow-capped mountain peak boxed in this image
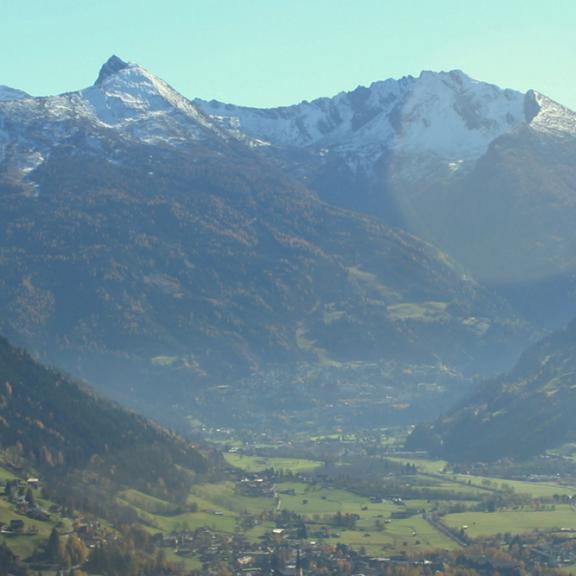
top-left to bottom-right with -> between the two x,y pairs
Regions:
195,70 -> 529,165
78,55 -> 215,137
385,70 -> 526,158
0,57 -> 224,182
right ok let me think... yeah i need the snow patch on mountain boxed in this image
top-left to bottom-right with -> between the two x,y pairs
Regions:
529,91 -> 576,136
195,70 -> 528,163
0,56 -> 225,177
78,57 -> 217,142
2,58 -> 575,188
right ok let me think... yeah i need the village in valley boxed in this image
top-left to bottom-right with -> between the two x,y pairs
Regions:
5,426 -> 576,574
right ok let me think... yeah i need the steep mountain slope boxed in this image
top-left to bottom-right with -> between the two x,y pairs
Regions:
0,57 -> 529,429
409,319 -> 576,461
0,86 -> 30,101
196,74 -> 576,327
0,334 -> 207,488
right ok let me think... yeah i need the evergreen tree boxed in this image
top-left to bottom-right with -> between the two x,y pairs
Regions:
25,487 -> 35,506
46,527 -> 62,563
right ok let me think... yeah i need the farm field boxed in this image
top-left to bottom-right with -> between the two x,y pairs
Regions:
326,516 -> 457,555
443,505 -> 576,538
219,451 -> 576,554
6,447 -> 575,569
5,445 -> 576,573
223,453 -> 322,473
386,456 -> 576,498
450,476 -> 576,499
0,498 -> 53,559
117,471 -> 461,555
192,481 -> 275,514
276,481 -> 396,517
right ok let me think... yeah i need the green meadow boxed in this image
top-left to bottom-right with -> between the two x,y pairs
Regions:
224,453 -> 322,473
443,505 -> 576,538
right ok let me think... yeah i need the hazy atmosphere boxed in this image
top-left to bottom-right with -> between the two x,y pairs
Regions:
2,2 -> 576,575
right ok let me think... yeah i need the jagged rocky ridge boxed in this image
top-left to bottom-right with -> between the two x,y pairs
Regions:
196,70 -> 531,160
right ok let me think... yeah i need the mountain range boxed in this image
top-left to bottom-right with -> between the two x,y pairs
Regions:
2,56 -> 575,430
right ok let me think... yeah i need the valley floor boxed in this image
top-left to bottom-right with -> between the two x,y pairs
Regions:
5,431 -> 576,574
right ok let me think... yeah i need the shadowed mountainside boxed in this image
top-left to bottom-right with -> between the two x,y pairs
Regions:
409,319 -> 576,461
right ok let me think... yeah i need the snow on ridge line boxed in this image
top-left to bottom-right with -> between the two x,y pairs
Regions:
529,91 -> 576,136
2,57 -> 576,181
0,59 -> 226,155
84,59 -> 217,132
0,59 -> 232,181
194,70 -> 529,160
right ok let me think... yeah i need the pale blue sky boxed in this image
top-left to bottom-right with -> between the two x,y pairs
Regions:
1,0 -> 575,108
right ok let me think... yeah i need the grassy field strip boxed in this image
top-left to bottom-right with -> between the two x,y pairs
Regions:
120,488 -> 280,546
118,490 -> 238,534
448,474 -> 576,498
276,482 -> 400,520
118,489 -> 181,514
164,549 -> 203,572
385,457 -> 576,498
326,516 -> 458,555
416,478 -> 492,497
0,465 -> 17,482
191,482 -> 275,514
443,504 -> 576,538
385,457 -> 448,474
224,454 -> 322,473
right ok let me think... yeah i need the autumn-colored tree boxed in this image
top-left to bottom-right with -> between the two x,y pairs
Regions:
66,534 -> 88,566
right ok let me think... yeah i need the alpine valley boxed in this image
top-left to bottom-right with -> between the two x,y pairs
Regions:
0,56 -> 575,434
4,54 -> 576,576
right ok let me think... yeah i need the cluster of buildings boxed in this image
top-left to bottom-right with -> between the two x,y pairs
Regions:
236,470 -> 276,498
1,477 -> 47,534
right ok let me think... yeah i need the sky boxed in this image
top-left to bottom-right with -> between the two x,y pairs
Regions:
1,0 -> 575,109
